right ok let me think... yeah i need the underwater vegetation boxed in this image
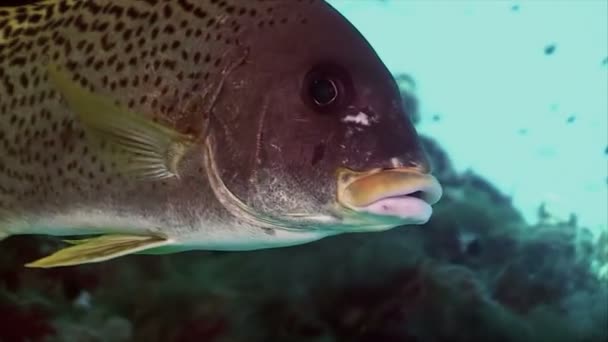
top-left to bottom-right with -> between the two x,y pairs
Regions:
0,77 -> 606,342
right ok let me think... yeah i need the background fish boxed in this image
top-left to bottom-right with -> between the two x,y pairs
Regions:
0,0 -> 441,267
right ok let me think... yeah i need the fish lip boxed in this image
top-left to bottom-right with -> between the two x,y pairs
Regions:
335,167 -> 443,218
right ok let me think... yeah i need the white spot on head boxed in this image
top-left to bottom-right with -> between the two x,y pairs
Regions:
342,112 -> 370,126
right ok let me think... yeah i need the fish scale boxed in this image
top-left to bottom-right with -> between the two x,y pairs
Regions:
0,0 -> 293,221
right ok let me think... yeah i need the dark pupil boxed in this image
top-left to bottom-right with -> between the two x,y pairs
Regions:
310,78 -> 338,106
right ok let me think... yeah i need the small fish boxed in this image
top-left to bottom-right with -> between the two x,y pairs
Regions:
0,0 -> 442,268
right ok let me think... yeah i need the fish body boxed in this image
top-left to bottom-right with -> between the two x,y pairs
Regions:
0,0 -> 442,267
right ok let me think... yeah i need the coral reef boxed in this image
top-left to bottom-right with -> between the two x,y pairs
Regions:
1,78 -> 606,342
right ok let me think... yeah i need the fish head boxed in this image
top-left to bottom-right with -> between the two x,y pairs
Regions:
205,0 -> 442,232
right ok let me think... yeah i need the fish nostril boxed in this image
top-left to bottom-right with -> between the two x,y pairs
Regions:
387,158 -> 430,174
411,163 -> 430,174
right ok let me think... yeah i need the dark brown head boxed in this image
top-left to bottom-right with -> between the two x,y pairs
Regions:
204,0 -> 442,232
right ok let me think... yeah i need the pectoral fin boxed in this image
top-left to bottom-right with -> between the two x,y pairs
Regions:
46,63 -> 194,179
25,234 -> 171,268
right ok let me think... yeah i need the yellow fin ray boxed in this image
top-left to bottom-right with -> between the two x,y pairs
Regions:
46,63 -> 194,180
25,234 -> 171,268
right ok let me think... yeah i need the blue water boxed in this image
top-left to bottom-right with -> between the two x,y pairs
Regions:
330,0 -> 608,235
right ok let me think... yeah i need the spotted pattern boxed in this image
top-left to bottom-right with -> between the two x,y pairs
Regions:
0,0 -> 313,221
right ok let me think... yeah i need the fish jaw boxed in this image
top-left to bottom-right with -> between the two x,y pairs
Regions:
334,167 -> 443,229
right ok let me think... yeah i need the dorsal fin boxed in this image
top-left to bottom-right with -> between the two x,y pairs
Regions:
0,1 -> 80,44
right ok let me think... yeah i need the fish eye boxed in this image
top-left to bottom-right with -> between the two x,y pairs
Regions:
302,63 -> 352,113
309,78 -> 338,107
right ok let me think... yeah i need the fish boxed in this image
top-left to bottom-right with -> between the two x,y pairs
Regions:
0,0 -> 442,268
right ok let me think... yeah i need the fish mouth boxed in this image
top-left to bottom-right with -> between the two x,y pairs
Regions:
336,167 -> 443,227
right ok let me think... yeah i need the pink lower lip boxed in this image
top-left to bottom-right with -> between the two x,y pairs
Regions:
337,168 -> 442,224
359,195 -> 433,224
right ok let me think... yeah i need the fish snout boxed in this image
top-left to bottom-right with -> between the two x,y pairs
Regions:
336,167 -> 442,224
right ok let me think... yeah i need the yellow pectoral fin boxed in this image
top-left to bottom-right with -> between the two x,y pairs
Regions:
46,63 -> 194,180
25,234 -> 171,268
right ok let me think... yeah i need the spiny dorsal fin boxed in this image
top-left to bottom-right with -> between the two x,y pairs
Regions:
46,63 -> 195,180
25,234 -> 171,268
0,1 -> 80,44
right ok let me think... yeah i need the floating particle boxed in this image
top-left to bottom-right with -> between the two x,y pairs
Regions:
566,115 -> 576,123
432,114 -> 441,122
604,145 -> 608,155
544,44 -> 556,55
602,57 -> 608,66
511,4 -> 520,12
518,128 -> 528,135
